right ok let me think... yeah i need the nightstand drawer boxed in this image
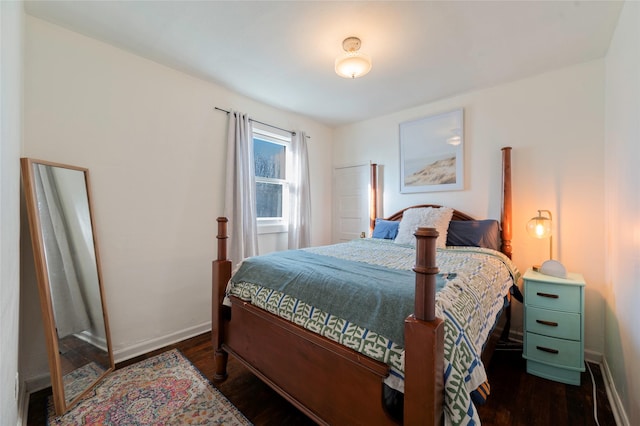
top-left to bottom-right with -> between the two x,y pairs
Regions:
524,332 -> 583,369
525,306 -> 581,340
525,281 -> 581,312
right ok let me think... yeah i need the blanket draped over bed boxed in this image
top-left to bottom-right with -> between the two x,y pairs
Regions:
227,238 -> 520,425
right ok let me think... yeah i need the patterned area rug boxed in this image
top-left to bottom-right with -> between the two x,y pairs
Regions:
48,349 -> 251,425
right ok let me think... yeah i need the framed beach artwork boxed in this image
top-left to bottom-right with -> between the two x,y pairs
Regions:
399,108 -> 464,193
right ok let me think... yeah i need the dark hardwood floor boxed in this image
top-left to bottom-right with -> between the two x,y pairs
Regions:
28,332 -> 616,425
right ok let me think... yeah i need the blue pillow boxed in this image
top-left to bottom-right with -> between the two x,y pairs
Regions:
446,220 -> 500,251
372,218 -> 400,240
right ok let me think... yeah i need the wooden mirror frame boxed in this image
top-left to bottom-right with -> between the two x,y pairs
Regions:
21,158 -> 114,415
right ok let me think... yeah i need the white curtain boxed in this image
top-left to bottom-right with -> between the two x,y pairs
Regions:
288,131 -> 311,249
224,111 -> 258,265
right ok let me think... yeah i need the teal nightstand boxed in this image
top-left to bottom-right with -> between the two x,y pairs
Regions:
522,269 -> 585,385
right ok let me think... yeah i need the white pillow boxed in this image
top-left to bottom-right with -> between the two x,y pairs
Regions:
394,207 -> 454,248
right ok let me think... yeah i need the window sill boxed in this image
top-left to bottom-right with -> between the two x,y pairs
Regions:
257,223 -> 288,235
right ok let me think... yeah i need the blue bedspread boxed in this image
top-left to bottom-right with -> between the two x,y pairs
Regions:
228,238 -> 520,426
231,249 -> 448,346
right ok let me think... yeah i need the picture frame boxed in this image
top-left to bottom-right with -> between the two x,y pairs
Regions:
399,108 -> 464,193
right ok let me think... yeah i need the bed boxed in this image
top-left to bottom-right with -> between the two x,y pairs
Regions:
212,147 -> 516,425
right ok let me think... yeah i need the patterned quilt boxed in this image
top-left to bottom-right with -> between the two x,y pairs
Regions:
226,238 -> 520,425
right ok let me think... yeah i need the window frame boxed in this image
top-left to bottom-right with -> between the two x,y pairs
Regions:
252,123 -> 291,234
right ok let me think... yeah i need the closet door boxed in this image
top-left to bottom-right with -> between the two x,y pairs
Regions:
332,164 -> 372,243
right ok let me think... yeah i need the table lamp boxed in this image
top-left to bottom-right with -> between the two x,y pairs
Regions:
526,209 -> 566,278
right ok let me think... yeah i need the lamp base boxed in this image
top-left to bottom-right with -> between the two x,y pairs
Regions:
538,259 -> 567,279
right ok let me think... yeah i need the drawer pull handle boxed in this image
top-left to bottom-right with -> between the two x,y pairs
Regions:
536,319 -> 558,327
536,345 -> 559,354
536,292 -> 559,299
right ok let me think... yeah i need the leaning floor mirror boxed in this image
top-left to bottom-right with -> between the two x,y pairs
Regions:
21,158 -> 114,416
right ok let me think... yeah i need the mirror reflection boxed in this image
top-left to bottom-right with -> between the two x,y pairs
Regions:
21,158 -> 114,415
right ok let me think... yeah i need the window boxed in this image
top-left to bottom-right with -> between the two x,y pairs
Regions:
253,125 -> 290,229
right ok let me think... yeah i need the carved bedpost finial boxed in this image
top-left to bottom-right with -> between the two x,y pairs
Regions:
216,217 -> 229,261
413,227 -> 439,321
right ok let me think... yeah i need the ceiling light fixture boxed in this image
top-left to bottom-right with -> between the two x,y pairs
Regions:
335,37 -> 372,79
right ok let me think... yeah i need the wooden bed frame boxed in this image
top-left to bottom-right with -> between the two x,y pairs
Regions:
212,147 -> 513,425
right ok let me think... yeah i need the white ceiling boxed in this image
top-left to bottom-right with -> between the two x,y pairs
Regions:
24,1 -> 623,127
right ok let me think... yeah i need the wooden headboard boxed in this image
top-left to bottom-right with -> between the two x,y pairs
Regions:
373,147 -> 513,259
385,204 -> 475,222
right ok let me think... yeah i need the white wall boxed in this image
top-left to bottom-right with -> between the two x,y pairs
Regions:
21,16 -> 333,383
604,2 -> 640,425
0,2 -> 24,424
19,7 -> 636,424
334,60 -> 607,358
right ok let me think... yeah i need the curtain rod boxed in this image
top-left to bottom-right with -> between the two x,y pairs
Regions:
214,107 -> 310,139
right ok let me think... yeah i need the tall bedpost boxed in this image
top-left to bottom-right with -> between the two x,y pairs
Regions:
370,163 -> 378,235
500,147 -> 514,342
501,147 -> 513,259
404,227 -> 445,425
212,217 -> 231,380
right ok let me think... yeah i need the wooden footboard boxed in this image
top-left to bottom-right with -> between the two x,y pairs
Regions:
212,221 -> 443,425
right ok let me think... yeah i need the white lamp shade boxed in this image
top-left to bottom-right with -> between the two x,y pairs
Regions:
335,53 -> 372,79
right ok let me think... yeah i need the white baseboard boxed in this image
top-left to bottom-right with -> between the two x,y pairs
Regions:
77,329 -> 108,352
113,321 -> 211,363
24,372 -> 52,394
17,380 -> 28,426
508,330 -> 523,341
601,357 -> 630,426
585,348 -> 603,364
